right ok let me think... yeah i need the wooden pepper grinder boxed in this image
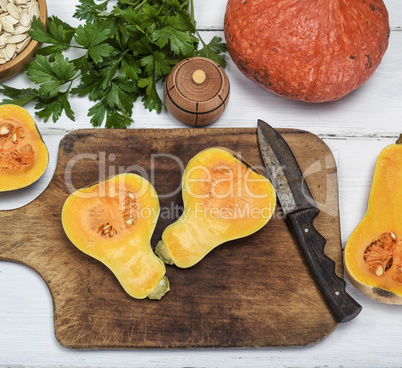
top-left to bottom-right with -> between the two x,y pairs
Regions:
164,57 -> 230,127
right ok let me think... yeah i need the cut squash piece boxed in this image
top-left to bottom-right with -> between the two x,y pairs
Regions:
345,136 -> 402,304
156,147 -> 276,268
0,104 -> 48,192
62,173 -> 169,300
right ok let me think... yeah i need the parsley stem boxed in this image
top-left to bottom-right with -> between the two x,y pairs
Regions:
189,0 -> 195,25
188,0 -> 206,49
134,0 -> 147,10
196,30 -> 206,47
62,72 -> 82,95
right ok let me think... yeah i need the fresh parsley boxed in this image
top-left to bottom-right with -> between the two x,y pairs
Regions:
0,0 -> 227,128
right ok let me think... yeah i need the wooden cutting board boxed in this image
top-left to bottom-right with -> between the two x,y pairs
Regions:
0,128 -> 343,349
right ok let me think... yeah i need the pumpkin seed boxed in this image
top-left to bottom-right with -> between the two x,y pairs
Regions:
0,0 -> 7,12
6,2 -> 19,19
1,16 -> 13,33
16,36 -> 29,51
14,24 -> 29,34
376,265 -> 384,277
96,222 -> 119,237
6,33 -> 25,43
0,126 -> 9,135
19,11 -> 29,27
5,14 -> 19,25
5,41 -> 15,59
0,32 -> 10,47
28,1 -> 38,19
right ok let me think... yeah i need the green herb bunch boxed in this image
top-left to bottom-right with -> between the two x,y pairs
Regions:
0,0 -> 227,128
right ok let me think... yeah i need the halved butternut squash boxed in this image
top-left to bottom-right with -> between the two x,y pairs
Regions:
345,137 -> 402,304
0,104 -> 48,192
156,147 -> 276,268
62,173 -> 169,300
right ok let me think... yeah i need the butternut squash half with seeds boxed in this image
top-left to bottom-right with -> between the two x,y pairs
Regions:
62,173 -> 169,300
156,147 -> 276,268
0,104 -> 48,192
345,136 -> 402,304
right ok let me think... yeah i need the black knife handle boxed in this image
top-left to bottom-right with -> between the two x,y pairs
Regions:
286,207 -> 362,323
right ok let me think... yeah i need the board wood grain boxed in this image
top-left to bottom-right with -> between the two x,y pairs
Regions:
0,128 -> 343,349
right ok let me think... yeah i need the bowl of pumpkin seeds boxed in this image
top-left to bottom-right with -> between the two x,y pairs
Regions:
0,0 -> 46,81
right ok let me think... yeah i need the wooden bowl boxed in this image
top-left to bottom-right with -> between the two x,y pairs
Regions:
164,57 -> 230,127
0,0 -> 47,82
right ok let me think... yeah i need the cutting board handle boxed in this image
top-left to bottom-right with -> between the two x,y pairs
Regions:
0,205 -> 35,263
0,184 -> 67,275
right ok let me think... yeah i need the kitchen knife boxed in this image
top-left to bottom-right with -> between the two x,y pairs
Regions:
257,120 -> 362,323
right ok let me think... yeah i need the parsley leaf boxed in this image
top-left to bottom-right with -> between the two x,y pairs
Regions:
29,16 -> 75,56
0,0 -> 227,128
74,21 -> 110,49
87,102 -> 106,127
26,54 -> 77,97
74,0 -> 108,21
0,85 -> 38,106
35,94 -> 75,123
120,55 -> 141,81
88,102 -> 132,128
141,51 -> 173,76
138,76 -> 163,113
165,16 -> 198,56
196,36 -> 228,68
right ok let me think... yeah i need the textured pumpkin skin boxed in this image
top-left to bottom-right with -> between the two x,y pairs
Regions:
156,147 -> 276,268
224,0 -> 390,102
62,173 -> 169,300
344,141 -> 402,304
0,104 -> 49,191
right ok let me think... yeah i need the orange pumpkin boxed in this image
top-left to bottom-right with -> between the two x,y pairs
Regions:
224,0 -> 390,102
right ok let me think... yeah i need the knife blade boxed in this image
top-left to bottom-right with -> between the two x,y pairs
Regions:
257,119 -> 362,323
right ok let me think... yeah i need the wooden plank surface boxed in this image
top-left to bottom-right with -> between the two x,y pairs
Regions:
0,128 -> 342,349
2,0 -> 401,364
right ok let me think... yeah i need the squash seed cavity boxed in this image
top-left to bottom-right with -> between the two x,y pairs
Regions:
0,121 -> 34,172
363,232 -> 402,282
97,222 -> 117,238
89,190 -> 138,239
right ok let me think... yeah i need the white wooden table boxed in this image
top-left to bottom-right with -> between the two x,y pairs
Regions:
1,0 -> 401,366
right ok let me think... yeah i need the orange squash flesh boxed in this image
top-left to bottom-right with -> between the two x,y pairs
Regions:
156,147 -> 276,268
345,138 -> 402,304
0,104 -> 49,192
62,173 -> 169,300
